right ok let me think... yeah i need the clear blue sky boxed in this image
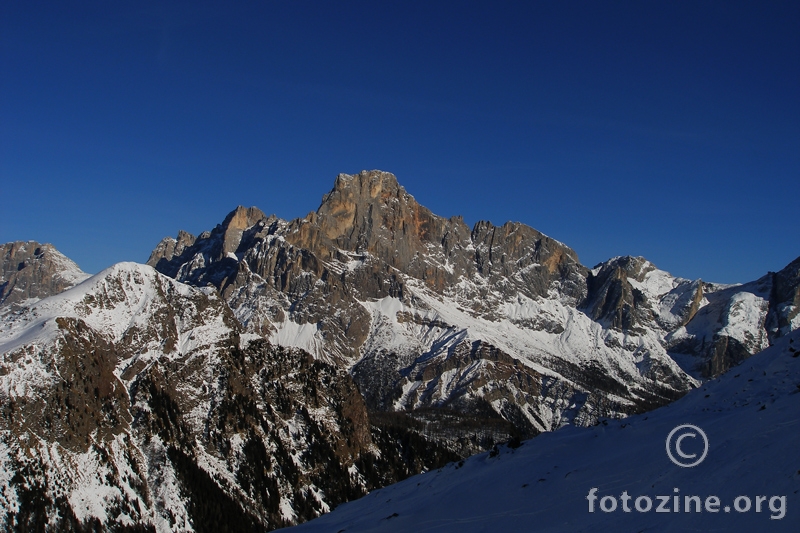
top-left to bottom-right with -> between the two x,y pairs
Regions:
2,1 -> 798,283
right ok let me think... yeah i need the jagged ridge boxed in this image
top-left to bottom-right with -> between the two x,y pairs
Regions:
147,170 -> 800,439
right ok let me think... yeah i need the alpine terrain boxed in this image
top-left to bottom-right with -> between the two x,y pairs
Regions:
0,170 -> 797,531
291,328 -> 800,532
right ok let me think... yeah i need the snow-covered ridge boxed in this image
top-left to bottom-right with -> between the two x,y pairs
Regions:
0,262 -> 225,356
0,263 -> 238,411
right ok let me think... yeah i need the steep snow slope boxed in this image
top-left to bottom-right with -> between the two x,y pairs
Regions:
350,277 -> 695,433
292,329 -> 800,532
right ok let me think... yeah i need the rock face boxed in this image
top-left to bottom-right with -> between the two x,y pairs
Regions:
0,263 -> 461,531
0,241 -> 89,309
767,256 -> 800,338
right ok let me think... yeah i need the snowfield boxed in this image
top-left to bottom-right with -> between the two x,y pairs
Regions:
291,329 -> 800,532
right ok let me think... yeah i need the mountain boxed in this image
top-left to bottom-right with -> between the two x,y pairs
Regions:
0,263 -> 462,531
1,169 -> 797,531
290,328 -> 800,532
148,170 -> 800,440
590,254 -> 800,377
1,241 -> 89,310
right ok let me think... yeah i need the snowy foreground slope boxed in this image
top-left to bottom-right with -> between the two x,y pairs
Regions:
292,330 -> 800,532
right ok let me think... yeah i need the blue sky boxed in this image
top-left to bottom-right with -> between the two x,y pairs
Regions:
2,1 -> 798,283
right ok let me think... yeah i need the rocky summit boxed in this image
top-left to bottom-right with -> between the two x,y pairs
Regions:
0,170 -> 798,532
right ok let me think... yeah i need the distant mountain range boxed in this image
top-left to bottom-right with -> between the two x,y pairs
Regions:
1,170 -> 797,531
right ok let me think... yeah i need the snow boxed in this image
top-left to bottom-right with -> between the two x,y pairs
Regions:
394,380 -> 422,411
406,278 -> 690,388
143,438 -> 194,532
0,339 -> 57,400
627,262 -> 674,299
2,264 -> 154,350
280,496 -> 297,522
291,330 -> 800,532
348,274 -> 700,427
719,291 -> 769,351
0,262 -> 232,365
359,296 -> 420,354
0,436 -> 20,518
68,450 -> 125,524
50,249 -> 91,286
345,276 -> 701,434
270,319 -> 324,358
0,432 -> 167,530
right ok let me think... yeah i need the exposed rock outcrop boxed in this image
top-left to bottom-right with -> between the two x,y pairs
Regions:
0,241 -> 89,309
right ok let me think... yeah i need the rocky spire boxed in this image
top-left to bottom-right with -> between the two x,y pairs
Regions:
218,206 -> 269,256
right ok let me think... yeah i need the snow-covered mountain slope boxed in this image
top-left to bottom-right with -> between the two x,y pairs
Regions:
0,262 -> 232,362
0,262 -> 240,530
0,241 -> 89,310
0,262 -> 469,531
349,278 -> 693,435
292,329 -> 800,532
148,170 -> 800,442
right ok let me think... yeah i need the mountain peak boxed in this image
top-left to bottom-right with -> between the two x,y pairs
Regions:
317,170 -> 412,224
0,241 -> 89,309
220,205 -> 267,233
305,170 -> 450,273
327,170 -> 405,201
